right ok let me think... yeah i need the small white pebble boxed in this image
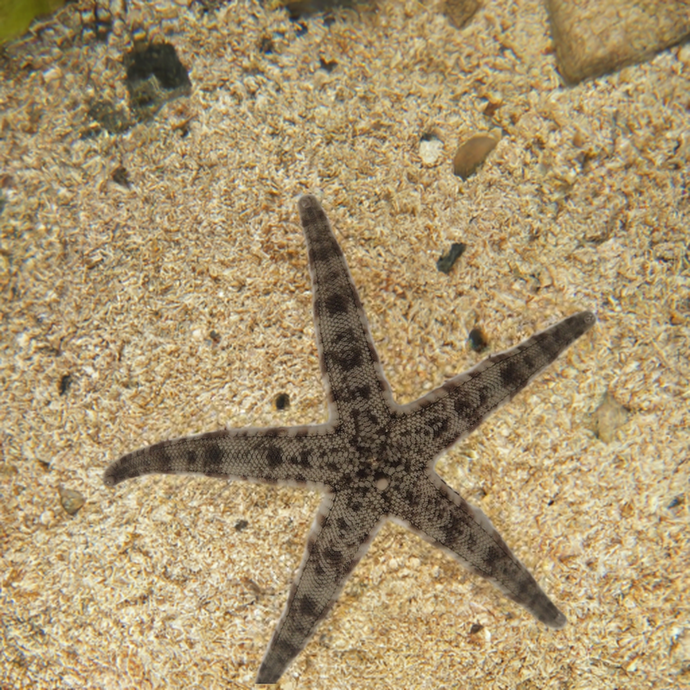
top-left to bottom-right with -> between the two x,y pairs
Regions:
43,66 -> 62,83
419,137 -> 443,165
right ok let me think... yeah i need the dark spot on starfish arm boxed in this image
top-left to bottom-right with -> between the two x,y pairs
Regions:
308,245 -> 334,264
325,292 -> 349,314
204,443 -> 223,470
482,545 -> 503,573
499,359 -> 521,387
453,396 -> 474,418
520,352 -> 535,372
333,346 -> 362,370
324,547 -> 344,566
465,531 -> 477,551
266,445 -> 283,468
299,596 -> 317,615
431,416 -> 449,438
353,385 -> 371,400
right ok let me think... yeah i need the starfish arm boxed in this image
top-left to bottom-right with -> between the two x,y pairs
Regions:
392,474 -> 566,628
395,311 -> 595,458
257,488 -> 385,684
298,195 -> 394,436
103,424 -> 347,488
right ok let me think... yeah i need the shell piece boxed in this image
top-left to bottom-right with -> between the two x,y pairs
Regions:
58,485 -> 85,515
419,135 -> 444,166
452,132 -> 500,180
593,390 -> 629,443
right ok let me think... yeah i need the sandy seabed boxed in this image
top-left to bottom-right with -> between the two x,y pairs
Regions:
1,1 -> 688,688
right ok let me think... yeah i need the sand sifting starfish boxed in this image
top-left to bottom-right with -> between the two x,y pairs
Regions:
105,194 -> 595,684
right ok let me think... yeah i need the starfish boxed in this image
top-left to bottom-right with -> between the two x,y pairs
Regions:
105,195 -> 595,684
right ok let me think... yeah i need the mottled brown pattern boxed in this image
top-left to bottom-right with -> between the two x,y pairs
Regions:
104,194 -> 595,684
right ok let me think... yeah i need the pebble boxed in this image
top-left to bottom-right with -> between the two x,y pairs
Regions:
593,390 -> 629,443
546,0 -> 690,84
467,326 -> 488,352
58,485 -> 85,515
442,0 -> 481,30
452,131 -> 500,180
437,242 -> 466,274
419,134 -> 443,166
